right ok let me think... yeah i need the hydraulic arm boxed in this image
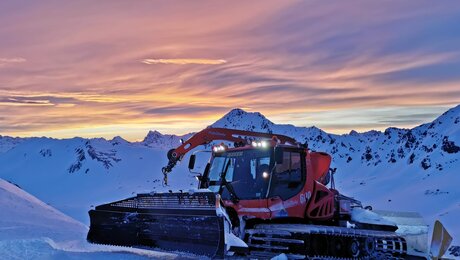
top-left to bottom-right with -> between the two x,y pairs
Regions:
161,127 -> 296,185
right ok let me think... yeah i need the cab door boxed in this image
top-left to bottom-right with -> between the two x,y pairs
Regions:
222,152 -> 272,219
267,149 -> 306,219
236,155 -> 272,219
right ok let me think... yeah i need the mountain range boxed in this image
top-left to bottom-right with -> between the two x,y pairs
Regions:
0,105 -> 459,254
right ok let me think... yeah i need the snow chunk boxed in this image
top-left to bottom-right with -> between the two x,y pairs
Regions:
351,207 -> 397,227
271,253 -> 288,260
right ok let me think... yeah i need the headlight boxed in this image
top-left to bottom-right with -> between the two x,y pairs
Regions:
252,140 -> 269,148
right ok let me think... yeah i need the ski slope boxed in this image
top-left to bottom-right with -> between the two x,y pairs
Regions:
0,178 -> 200,259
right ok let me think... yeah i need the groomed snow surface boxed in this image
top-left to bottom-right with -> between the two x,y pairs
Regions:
1,105 -> 460,258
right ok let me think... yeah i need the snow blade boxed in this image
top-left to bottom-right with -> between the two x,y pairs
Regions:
374,210 -> 429,257
430,220 -> 452,259
87,191 -> 226,258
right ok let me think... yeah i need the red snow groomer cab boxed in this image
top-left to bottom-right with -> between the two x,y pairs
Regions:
87,128 -> 451,259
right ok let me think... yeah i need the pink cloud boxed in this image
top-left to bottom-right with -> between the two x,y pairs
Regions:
0,1 -> 459,139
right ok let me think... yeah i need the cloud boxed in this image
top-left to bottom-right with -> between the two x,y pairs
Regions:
1,1 -> 460,139
142,59 -> 227,65
0,57 -> 26,66
0,97 -> 52,106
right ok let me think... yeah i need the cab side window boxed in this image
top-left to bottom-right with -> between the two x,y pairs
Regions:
270,151 -> 303,200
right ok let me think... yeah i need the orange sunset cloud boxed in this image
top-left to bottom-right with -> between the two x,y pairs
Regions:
0,1 -> 459,140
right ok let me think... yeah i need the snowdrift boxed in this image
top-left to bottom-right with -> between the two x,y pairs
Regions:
0,178 -> 193,259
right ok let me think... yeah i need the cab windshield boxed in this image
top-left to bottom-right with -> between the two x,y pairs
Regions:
208,149 -> 272,200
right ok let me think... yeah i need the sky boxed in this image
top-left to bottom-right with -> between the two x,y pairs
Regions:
1,1 -> 460,141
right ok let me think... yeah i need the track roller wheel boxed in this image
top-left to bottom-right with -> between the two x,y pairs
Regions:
348,239 -> 360,257
361,237 -> 375,256
311,235 -> 329,255
330,237 -> 346,256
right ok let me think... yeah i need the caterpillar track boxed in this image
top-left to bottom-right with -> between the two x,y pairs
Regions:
245,224 -> 407,259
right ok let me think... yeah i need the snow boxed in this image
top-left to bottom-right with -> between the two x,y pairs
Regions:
0,137 -> 198,222
0,105 -> 459,257
1,239 -> 193,260
0,135 -> 24,153
225,232 -> 248,251
140,130 -> 193,149
0,177 -> 198,259
0,178 -> 85,240
270,253 -> 288,260
350,207 -> 396,227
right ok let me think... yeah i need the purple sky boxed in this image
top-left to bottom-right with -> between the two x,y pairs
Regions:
1,1 -> 460,140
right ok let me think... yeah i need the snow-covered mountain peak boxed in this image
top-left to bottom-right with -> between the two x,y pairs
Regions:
349,130 -> 360,136
140,130 -> 192,149
383,127 -> 408,136
225,108 -> 254,117
439,104 -> 460,119
418,104 -> 460,135
110,136 -> 129,145
144,130 -> 162,139
211,108 -> 275,132
0,135 -> 25,153
142,130 -> 169,144
361,130 -> 382,137
142,130 -> 164,143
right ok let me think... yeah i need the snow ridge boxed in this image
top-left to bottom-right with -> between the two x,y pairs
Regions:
210,107 -> 460,173
139,130 -> 193,149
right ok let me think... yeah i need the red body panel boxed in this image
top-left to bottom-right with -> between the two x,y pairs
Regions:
310,152 -> 332,182
305,182 -> 336,220
223,199 -> 271,219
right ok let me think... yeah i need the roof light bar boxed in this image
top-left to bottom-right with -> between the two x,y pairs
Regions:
212,144 -> 227,153
252,140 -> 269,148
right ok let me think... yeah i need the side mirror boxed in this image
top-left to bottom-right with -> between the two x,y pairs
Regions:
188,154 -> 196,170
274,147 -> 283,164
